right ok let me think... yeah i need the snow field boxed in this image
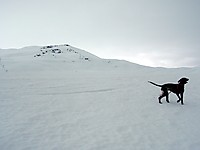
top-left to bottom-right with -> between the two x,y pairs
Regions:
0,46 -> 200,150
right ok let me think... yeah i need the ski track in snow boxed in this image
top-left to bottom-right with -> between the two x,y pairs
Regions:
38,88 -> 115,95
0,45 -> 200,150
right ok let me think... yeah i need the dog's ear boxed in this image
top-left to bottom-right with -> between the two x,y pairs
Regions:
178,77 -> 189,84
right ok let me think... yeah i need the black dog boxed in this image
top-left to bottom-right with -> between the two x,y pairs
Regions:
148,77 -> 189,105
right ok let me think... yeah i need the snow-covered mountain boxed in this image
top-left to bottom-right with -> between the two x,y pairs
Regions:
0,45 -> 200,150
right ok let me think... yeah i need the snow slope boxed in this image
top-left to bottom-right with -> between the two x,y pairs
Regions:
0,45 -> 200,150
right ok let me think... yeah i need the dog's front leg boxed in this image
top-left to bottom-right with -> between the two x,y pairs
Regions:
176,93 -> 181,103
180,92 -> 184,105
177,93 -> 184,105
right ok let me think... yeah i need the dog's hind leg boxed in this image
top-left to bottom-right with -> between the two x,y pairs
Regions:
158,89 -> 169,104
166,92 -> 170,103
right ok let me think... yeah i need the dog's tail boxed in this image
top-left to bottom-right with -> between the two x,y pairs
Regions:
148,81 -> 162,87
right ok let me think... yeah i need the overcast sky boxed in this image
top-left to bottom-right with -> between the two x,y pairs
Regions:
1,0 -> 200,67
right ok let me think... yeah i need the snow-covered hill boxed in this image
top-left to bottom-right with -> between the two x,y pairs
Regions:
0,44 -> 145,72
0,45 -> 200,150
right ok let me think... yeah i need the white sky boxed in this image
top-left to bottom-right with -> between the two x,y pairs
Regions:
0,0 -> 200,68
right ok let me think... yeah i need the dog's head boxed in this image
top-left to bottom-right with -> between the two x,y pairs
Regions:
178,77 -> 189,84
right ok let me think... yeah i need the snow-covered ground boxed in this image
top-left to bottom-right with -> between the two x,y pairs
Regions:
0,45 -> 200,150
